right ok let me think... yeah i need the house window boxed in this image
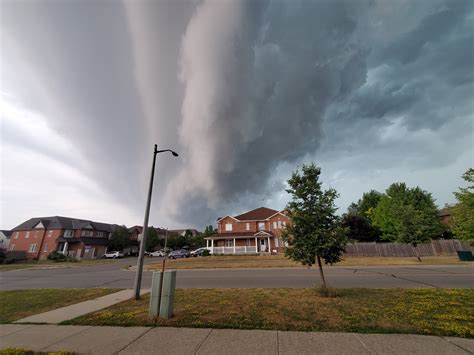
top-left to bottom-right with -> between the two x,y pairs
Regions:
224,240 -> 233,247
246,222 -> 250,230
81,230 -> 93,237
275,238 -> 280,247
273,221 -> 277,229
258,222 -> 265,231
10,244 -> 15,251
225,223 -> 232,231
44,243 -> 49,252
65,230 -> 74,237
282,221 -> 287,227
278,221 -> 282,229
97,231 -> 106,238
14,232 -> 19,239
25,231 -> 30,239
245,239 -> 251,246
48,230 -> 53,237
29,244 -> 37,252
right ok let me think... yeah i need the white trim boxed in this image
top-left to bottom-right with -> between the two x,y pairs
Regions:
216,215 -> 240,222
33,221 -> 44,229
267,211 -> 288,220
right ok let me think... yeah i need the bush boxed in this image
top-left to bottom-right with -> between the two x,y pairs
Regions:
202,249 -> 211,257
47,251 -> 67,262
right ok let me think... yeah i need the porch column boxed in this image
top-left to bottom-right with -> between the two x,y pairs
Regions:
267,237 -> 271,254
206,239 -> 209,248
63,242 -> 68,255
255,237 -> 258,253
233,238 -> 236,254
211,239 -> 214,254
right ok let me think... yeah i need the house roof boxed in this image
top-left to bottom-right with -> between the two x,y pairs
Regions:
12,216 -> 116,233
0,230 -> 12,238
234,207 -> 280,221
437,208 -> 452,217
205,231 -> 274,239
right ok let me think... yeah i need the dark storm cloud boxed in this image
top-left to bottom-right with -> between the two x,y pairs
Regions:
1,0 -> 472,229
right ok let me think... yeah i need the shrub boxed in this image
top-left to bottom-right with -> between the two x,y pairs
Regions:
202,249 -> 211,257
47,251 -> 67,262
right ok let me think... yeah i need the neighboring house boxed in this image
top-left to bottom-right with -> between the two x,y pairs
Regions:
0,230 -> 12,250
128,225 -> 168,252
9,216 -> 116,260
438,208 -> 452,225
205,207 -> 290,255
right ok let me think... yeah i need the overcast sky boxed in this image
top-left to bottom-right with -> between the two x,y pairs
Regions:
1,0 -> 473,230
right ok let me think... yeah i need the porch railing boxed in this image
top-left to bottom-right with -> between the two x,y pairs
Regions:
211,246 -> 258,255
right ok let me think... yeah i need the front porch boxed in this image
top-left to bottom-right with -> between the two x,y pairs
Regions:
205,232 -> 274,255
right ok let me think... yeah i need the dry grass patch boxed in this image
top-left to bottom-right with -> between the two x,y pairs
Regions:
0,288 -> 120,323
144,255 -> 468,270
65,288 -> 474,338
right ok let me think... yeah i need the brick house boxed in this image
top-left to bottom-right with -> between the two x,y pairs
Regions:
9,216 -> 116,260
205,207 -> 290,255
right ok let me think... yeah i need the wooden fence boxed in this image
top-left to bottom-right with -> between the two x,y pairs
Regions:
344,239 -> 471,257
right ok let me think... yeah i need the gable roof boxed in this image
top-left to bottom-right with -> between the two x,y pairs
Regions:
12,216 -> 116,233
0,230 -> 12,238
234,207 -> 280,221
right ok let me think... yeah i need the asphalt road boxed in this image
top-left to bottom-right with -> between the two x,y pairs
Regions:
1,258 -> 473,290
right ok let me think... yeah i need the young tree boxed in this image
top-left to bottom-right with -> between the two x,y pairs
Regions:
372,183 -> 443,261
108,225 -> 129,251
450,168 -> 474,244
281,163 -> 348,291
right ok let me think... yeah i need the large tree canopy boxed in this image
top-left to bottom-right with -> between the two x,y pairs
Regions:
282,163 -> 348,291
372,183 -> 443,260
450,168 -> 474,244
108,225 -> 129,251
345,190 -> 382,242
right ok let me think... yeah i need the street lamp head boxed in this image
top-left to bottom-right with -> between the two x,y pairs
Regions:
171,151 -> 179,157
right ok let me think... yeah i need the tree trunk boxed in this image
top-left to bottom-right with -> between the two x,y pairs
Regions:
413,245 -> 422,262
317,255 -> 327,290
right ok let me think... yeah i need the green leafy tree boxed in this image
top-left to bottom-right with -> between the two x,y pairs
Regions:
450,168 -> 474,244
202,225 -> 216,237
348,190 -> 382,218
345,190 -> 382,242
342,213 -> 380,242
145,227 -> 160,251
372,183 -> 443,261
281,163 -> 348,291
108,225 -> 129,251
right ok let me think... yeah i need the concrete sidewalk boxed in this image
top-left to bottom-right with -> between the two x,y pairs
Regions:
14,289 -> 149,324
1,325 -> 473,354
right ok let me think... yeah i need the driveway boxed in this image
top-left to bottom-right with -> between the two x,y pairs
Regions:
1,257 -> 472,290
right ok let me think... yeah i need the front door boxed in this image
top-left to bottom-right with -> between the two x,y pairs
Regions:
260,239 -> 267,252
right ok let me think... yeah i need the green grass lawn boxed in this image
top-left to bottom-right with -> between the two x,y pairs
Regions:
64,288 -> 474,338
0,288 -> 120,323
144,255 -> 470,271
0,259 -> 122,272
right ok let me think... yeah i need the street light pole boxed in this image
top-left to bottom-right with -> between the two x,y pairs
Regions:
134,145 -> 178,300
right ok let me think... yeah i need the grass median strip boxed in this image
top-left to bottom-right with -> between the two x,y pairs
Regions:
144,255 -> 468,270
0,288 -> 120,323
64,288 -> 474,338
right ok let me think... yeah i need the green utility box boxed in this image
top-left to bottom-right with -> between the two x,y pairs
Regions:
149,271 -> 163,318
457,251 -> 474,261
159,270 -> 177,319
